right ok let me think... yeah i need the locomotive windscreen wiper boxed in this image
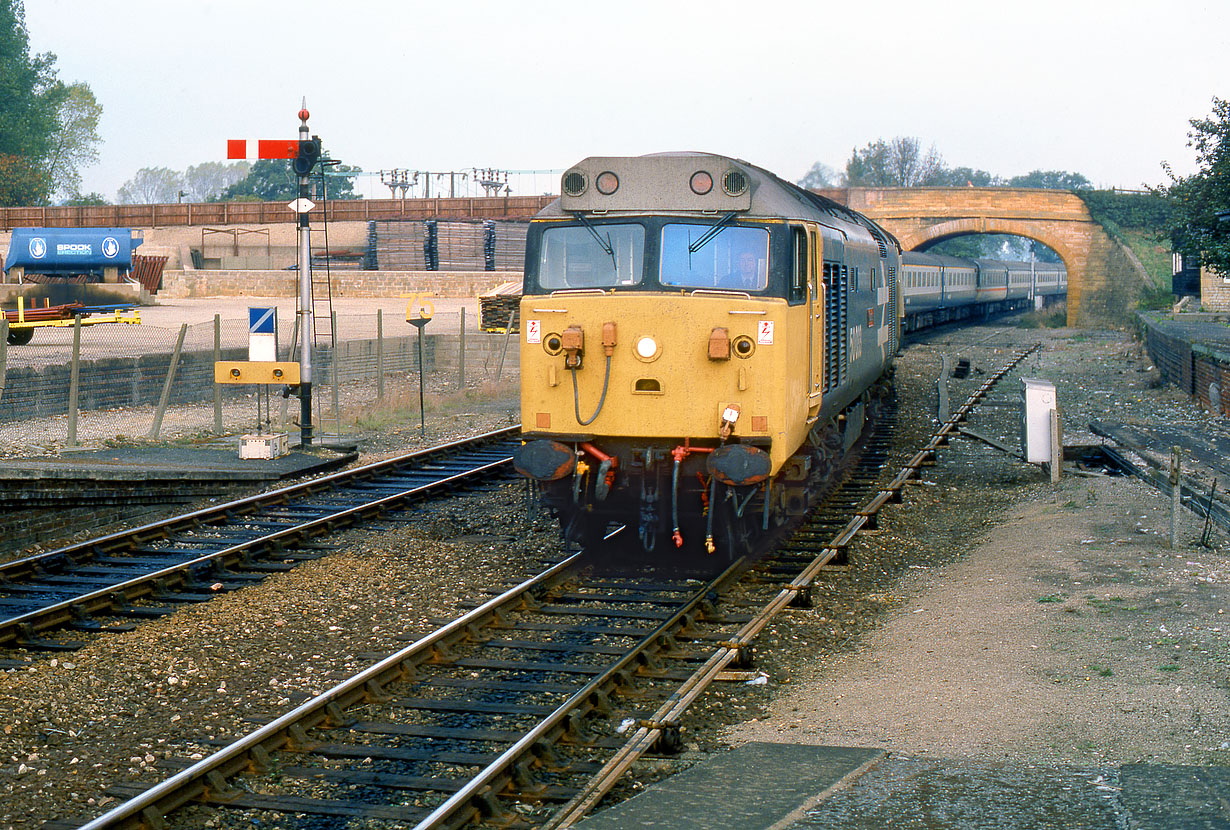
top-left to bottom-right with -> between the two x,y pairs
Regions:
687,212 -> 738,253
572,213 -> 618,271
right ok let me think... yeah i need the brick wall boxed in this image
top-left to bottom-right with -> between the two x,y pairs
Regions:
159,269 -> 516,299
1142,317 -> 1194,394
1193,343 -> 1230,415
1199,266 -> 1230,311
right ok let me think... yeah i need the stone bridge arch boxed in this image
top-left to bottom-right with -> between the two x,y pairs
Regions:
816,187 -> 1148,326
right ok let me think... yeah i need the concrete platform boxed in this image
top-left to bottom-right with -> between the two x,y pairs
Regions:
578,745 -> 1230,830
0,440 -> 356,554
575,743 -> 883,830
0,441 -> 355,485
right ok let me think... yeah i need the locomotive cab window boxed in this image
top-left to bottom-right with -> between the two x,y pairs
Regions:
537,223 -> 645,290
660,224 -> 769,291
790,226 -> 808,303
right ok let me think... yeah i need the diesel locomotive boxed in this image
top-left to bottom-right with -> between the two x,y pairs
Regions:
512,153 -> 1065,559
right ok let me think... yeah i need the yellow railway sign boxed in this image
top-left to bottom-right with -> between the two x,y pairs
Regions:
214,361 -> 301,385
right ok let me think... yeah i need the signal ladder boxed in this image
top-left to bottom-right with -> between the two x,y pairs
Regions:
307,226 -> 342,441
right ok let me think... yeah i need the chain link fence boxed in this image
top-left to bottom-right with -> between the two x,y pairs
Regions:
0,309 -> 520,454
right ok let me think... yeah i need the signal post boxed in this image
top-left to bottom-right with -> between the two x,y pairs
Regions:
226,102 -> 322,445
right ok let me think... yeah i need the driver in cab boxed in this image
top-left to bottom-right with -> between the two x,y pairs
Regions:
717,250 -> 764,290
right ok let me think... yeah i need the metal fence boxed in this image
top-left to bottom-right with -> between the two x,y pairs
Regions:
0,310 -> 520,453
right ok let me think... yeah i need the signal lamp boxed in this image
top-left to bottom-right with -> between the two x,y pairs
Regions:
690,171 -> 713,195
596,171 -> 619,195
635,336 -> 659,359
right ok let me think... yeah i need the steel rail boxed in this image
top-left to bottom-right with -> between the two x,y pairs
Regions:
73,553 -> 584,830
1,426 -> 519,580
543,344 -> 1041,827
411,557 -> 748,830
0,428 -> 520,647
62,345 -> 1043,829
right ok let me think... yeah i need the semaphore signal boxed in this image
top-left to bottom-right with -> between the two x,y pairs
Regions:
222,99 -> 323,446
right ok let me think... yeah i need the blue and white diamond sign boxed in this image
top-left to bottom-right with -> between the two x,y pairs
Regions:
248,307 -> 278,362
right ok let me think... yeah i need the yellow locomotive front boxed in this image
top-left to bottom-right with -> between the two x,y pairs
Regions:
515,154 -> 834,558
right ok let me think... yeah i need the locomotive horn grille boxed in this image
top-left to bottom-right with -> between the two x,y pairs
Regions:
722,169 -> 749,196
562,170 -> 588,197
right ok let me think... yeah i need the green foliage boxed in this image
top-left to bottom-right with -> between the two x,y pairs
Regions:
1009,170 -> 1093,190
182,161 -> 249,202
0,0 -> 69,205
44,82 -> 102,201
844,137 -> 946,187
831,139 -> 1088,191
928,234 -> 1062,262
1137,280 -> 1174,310
0,152 -> 49,205
220,156 -> 361,201
1014,305 -> 1068,329
936,166 -> 1001,187
1078,189 -> 1174,232
62,191 -> 106,205
117,167 -> 183,204
1156,97 -> 1230,274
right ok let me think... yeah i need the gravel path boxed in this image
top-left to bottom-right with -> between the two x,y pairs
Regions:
1,320 -> 1226,829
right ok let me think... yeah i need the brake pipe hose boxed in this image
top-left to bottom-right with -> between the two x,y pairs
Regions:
571,354 -> 612,426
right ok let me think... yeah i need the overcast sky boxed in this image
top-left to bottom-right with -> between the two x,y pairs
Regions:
23,0 -> 1230,201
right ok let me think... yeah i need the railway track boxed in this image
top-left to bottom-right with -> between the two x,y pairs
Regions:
0,427 -> 520,655
52,345 -> 1039,830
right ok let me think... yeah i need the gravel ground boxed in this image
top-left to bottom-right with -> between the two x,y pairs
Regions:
2,318 -> 1227,829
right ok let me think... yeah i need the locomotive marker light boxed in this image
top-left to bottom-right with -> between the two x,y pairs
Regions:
226,100 -> 322,446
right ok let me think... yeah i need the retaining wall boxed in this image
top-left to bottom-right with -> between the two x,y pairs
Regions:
1140,312 -> 1230,415
159,269 -> 514,299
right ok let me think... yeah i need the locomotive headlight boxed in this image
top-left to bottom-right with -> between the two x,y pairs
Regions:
635,335 -> 659,360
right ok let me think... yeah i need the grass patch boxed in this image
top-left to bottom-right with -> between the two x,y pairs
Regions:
1037,594 -> 1066,603
1015,304 -> 1068,329
1121,229 -> 1173,284
1159,664 -> 1181,672
345,382 -> 515,432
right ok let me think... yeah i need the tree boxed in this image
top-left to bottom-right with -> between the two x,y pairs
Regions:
62,191 -> 107,205
797,161 -> 838,190
182,161 -> 249,202
843,137 -> 946,187
220,155 -> 361,201
117,167 -> 184,204
1007,170 -> 1092,190
0,0 -> 68,205
44,82 -> 102,201
933,166 -> 1002,187
1158,97 -> 1230,274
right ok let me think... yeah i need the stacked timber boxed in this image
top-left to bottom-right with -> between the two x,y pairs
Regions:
368,219 -> 528,272
479,281 -> 522,332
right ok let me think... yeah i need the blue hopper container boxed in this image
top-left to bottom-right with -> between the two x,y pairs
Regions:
4,228 -> 144,278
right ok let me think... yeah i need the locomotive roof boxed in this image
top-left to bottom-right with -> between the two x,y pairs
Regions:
541,152 -> 900,253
